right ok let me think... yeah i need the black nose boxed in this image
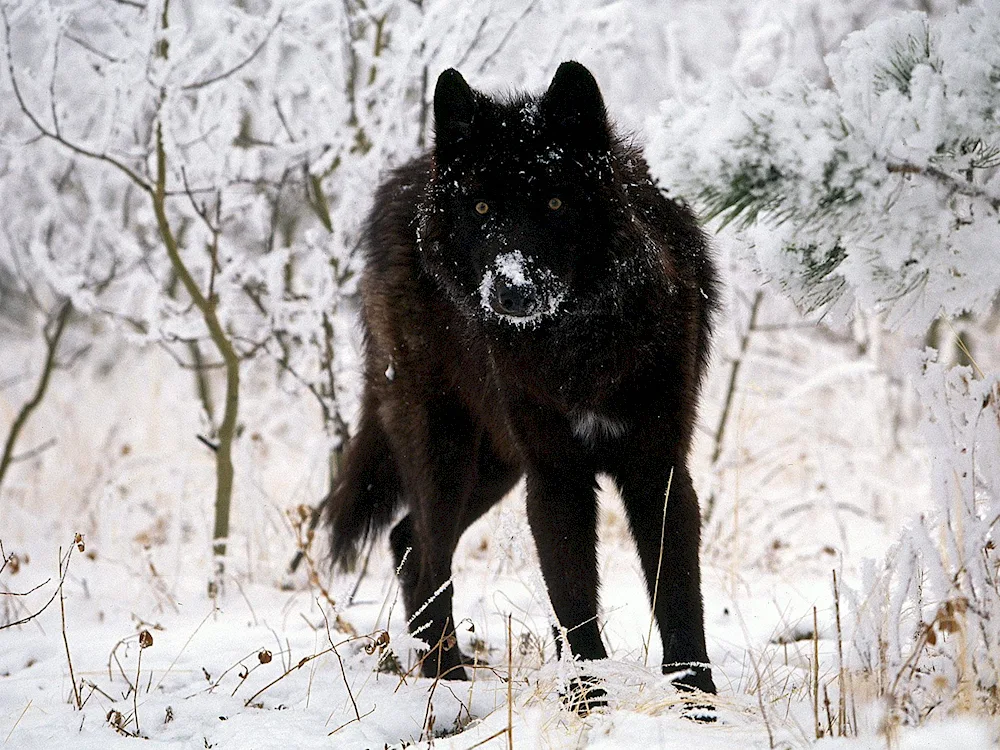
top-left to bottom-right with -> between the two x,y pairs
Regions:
491,278 -> 538,317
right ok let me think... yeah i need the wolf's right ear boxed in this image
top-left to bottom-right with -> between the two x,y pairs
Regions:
542,61 -> 608,145
434,69 -> 476,147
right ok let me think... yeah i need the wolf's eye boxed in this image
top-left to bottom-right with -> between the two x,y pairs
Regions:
475,201 -> 489,215
548,197 -> 562,210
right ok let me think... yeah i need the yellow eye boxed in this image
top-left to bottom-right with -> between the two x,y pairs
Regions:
548,197 -> 562,210
475,201 -> 489,215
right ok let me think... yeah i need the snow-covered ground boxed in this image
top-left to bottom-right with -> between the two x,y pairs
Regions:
3,0 -> 1000,747
3,289 -> 997,749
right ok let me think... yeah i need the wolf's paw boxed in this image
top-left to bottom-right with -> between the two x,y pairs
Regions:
666,662 -> 716,695
668,665 -> 717,723
680,702 -> 717,723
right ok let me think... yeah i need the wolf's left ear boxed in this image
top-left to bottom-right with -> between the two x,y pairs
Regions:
542,61 -> 609,147
434,68 -> 476,148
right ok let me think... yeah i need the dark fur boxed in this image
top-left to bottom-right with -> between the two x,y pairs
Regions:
324,62 -> 719,695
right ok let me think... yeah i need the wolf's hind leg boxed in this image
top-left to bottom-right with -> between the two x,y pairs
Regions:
391,413 -> 520,681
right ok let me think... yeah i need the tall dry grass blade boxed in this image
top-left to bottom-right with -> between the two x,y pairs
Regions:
813,606 -> 821,739
507,613 -> 514,750
644,467 -> 674,668
833,570 -> 847,736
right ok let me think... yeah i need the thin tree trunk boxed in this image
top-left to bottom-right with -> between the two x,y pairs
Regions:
0,300 -> 71,495
152,125 -> 240,596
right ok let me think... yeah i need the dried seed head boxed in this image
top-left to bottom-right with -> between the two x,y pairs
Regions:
258,649 -> 272,664
74,533 -> 85,552
139,629 -> 154,649
365,630 -> 391,655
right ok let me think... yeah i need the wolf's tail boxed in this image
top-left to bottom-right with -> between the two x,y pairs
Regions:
323,403 -> 402,568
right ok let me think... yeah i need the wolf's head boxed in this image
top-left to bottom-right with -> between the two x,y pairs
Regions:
420,61 -> 621,329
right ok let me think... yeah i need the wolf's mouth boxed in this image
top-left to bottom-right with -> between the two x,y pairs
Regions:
478,251 -> 565,326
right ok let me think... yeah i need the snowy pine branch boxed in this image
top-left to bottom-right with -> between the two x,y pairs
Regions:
651,6 -> 1000,331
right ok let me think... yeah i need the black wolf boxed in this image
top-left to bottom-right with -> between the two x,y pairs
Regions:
324,61 -> 718,695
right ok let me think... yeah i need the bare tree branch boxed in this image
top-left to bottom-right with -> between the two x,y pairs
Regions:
2,6 -> 151,193
182,13 -> 284,91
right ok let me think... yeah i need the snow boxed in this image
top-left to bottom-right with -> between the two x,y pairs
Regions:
4,288 -> 997,747
3,0 -> 1000,748
478,251 -> 566,327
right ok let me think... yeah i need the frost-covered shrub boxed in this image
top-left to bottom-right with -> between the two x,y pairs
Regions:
651,1 -> 1000,721
851,355 -> 1000,719
650,4 -> 1000,333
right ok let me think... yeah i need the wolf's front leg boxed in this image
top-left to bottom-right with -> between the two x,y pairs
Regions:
525,468 -> 606,664
618,465 -> 715,694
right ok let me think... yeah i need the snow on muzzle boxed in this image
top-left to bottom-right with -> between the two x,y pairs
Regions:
478,251 -> 566,326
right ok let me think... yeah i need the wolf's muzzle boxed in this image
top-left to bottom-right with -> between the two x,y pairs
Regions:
490,277 -> 540,318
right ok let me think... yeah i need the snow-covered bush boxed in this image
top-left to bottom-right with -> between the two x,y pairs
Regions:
856,355 -> 1000,721
652,0 -> 1000,722
651,5 -> 1000,332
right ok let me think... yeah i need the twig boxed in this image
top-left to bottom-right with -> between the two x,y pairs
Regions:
887,161 -> 1000,211
0,537 -> 76,632
0,578 -> 51,597
3,699 -> 31,744
833,570 -> 846,736
327,705 -> 376,736
477,0 -> 539,74
152,608 -> 215,692
182,13 -> 284,91
746,644 -> 775,749
60,536 -> 84,710
152,124 -> 241,592
244,646 -> 333,706
823,683 -> 834,736
2,7 -> 150,192
467,727 -> 511,750
83,680 -> 116,703
196,435 -> 219,453
322,607 -> 361,723
107,637 -> 138,692
8,438 -> 58,464
645,467 -> 674,668
507,614 -> 513,750
813,606 -> 821,739
243,632 -> 376,707
132,630 -> 152,734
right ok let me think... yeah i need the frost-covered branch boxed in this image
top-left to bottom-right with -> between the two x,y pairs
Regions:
2,7 -> 151,193
652,7 -> 1000,332
885,161 -> 1000,212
